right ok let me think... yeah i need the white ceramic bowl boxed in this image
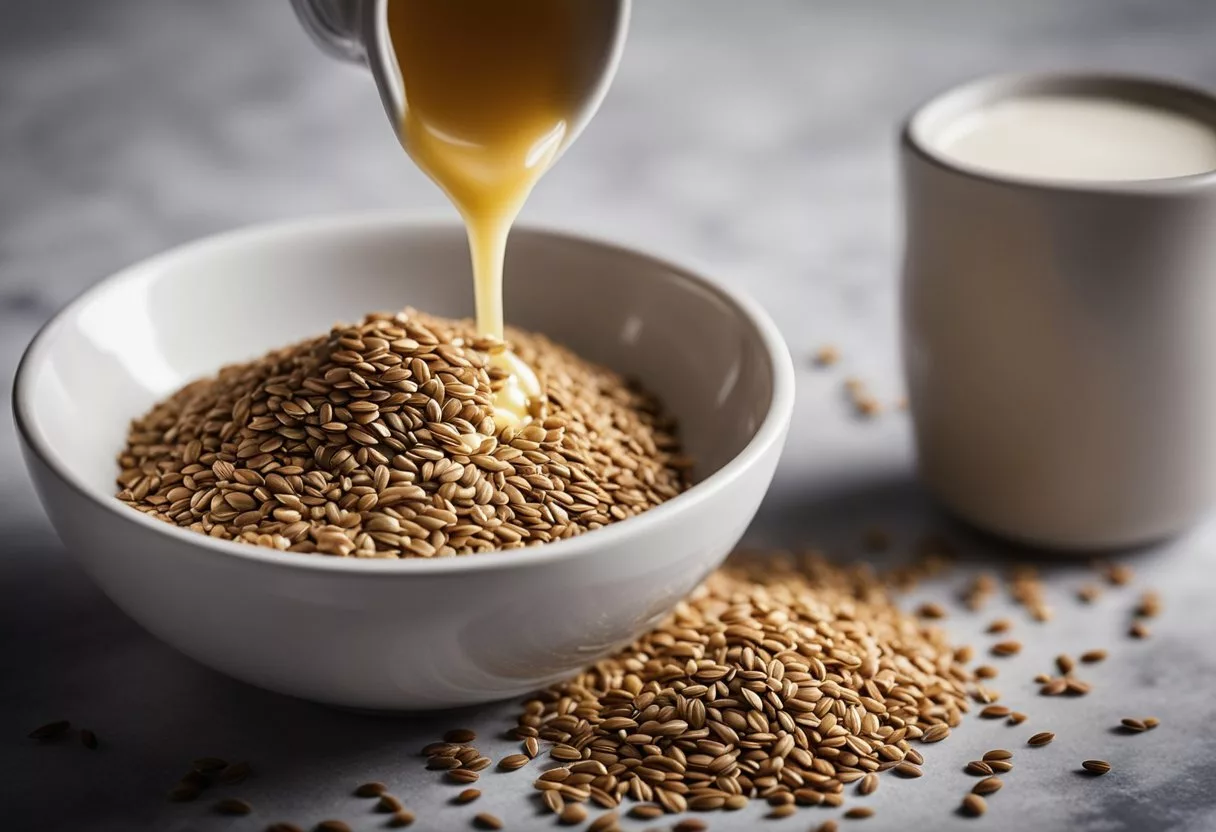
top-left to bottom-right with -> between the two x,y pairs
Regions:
15,215 -> 793,710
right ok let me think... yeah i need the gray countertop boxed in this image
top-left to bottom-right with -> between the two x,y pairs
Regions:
4,1 -> 1216,830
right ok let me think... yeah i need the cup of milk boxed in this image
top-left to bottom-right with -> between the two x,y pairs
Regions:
901,73 -> 1216,550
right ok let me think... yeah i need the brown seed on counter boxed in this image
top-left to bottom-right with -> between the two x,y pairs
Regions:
817,822 -> 839,832
1008,712 -> 1028,725
218,761 -> 251,784
975,664 -> 998,679
988,760 -> 1014,774
315,822 -> 351,832
1136,591 -> 1162,618
1082,760 -> 1112,775
917,601 -> 947,619
1028,732 -> 1055,747
387,811 -> 415,828
1080,649 -> 1108,664
587,812 -> 618,832
1056,654 -> 1074,674
961,794 -> 987,817
354,782 -> 387,798
1106,564 -> 1134,586
377,794 -> 404,813
986,618 -> 1012,634
1129,621 -> 1151,639
982,750 -> 1013,761
444,728 -> 477,744
972,777 -> 1003,796
845,806 -> 875,819
991,641 -> 1022,657
965,761 -> 994,777
1077,584 -> 1101,603
213,798 -> 252,816
447,768 -> 480,784
497,754 -> 529,771
1120,718 -> 1148,732
673,820 -> 707,832
557,804 -> 586,825
522,737 -> 539,759
813,344 -> 841,367
473,812 -> 504,830
1144,717 -> 1160,729
768,804 -> 797,819
27,720 -> 71,741
980,706 -> 1011,719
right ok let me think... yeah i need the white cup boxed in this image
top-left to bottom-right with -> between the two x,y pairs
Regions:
901,73 -> 1216,550
290,0 -> 630,159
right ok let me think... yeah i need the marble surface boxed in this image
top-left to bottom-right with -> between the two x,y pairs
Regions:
4,1 -> 1216,829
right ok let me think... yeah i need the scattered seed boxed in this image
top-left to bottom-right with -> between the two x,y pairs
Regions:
858,773 -> 879,795
168,784 -> 202,803
542,790 -> 564,815
980,705 -> 1011,719
991,641 -> 1022,657
27,720 -> 71,741
314,822 -> 351,832
354,782 -> 387,798
845,806 -> 874,819
523,737 -> 539,759
1129,622 -> 1150,639
1080,649 -> 1108,664
465,756 -> 492,772
894,762 -> 924,778
983,749 -> 1013,761
630,804 -> 663,820
813,345 -> 840,367
80,729 -> 98,750
1056,654 -> 1074,674
1041,678 -> 1068,696
387,811 -> 415,828
1144,717 -> 1160,729
447,768 -> 480,784
923,724 -> 951,743
1106,564 -> 1134,586
817,823 -> 839,832
975,665 -> 999,679
965,761 -> 994,777
453,788 -> 480,805
1136,591 -> 1162,618
1082,760 -> 1112,775
1066,678 -> 1091,696
377,794 -> 404,813
498,754 -> 530,772
213,798 -> 252,816
1008,712 -> 1028,725
768,804 -> 797,819
1034,673 -> 1052,684
1028,732 -> 1055,747
193,757 -> 227,774
988,760 -> 1014,773
428,756 -> 461,771
961,794 -> 987,816
973,777 -> 1003,796
444,729 -> 477,744
588,812 -> 619,832
473,812 -> 504,830
1120,718 -> 1147,732
558,803 -> 587,825
674,821 -> 708,832
218,761 -> 251,784
1077,584 -> 1101,603
987,618 -> 1012,634
917,602 -> 947,619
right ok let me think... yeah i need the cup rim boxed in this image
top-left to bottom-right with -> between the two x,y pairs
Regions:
13,212 -> 795,577
902,71 -> 1216,195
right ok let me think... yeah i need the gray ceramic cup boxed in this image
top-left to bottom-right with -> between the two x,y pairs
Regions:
901,73 -> 1216,550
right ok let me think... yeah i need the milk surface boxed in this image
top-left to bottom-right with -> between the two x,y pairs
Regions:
935,94 -> 1216,181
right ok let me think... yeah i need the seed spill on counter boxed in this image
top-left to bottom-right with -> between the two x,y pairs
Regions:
1028,732 -> 1055,747
508,551 -> 972,820
1080,649 -> 1107,664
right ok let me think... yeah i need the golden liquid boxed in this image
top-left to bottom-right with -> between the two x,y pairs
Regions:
387,0 -> 585,428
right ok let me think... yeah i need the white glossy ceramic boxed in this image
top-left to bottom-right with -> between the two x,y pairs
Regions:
14,216 -> 793,710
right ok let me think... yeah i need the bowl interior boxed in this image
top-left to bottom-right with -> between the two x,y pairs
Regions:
20,218 -> 778,520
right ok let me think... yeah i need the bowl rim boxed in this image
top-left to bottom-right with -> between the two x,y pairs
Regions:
14,212 -> 794,575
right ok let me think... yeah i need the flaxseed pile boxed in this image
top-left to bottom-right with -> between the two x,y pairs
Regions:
511,551 -> 974,817
117,309 -> 688,557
